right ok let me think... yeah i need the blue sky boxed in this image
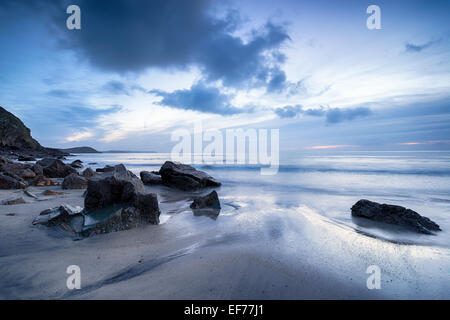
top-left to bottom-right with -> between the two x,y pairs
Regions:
0,0 -> 450,152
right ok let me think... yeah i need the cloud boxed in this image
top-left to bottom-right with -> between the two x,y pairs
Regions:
274,105 -> 303,118
267,68 -> 287,93
101,80 -> 130,96
65,130 -> 94,142
150,82 -> 250,115
405,41 -> 434,53
30,0 -> 288,90
47,89 -> 71,98
325,107 -> 372,124
274,104 -> 371,124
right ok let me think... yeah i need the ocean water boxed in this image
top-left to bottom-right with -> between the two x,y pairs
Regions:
72,151 -> 450,248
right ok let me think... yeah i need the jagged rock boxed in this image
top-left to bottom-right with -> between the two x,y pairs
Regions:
24,189 -> 39,199
140,171 -> 162,185
31,175 -> 55,187
351,199 -> 441,234
0,173 -> 27,189
159,161 -> 221,191
33,204 -> 83,227
190,191 -> 221,210
70,159 -> 83,169
36,158 -> 77,178
82,167 -> 96,179
1,196 -> 26,205
62,173 -> 88,189
84,164 -> 146,211
134,192 -> 160,224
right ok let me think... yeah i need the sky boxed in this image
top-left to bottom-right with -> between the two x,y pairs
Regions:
0,0 -> 450,153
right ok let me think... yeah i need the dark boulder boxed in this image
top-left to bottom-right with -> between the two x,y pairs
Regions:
36,158 -> 77,178
0,173 -> 27,189
134,192 -> 160,224
84,164 -> 146,211
159,161 -> 221,191
70,159 -> 83,168
140,171 -> 162,185
190,190 -> 221,210
82,167 -> 96,179
190,191 -> 221,220
62,173 -> 88,189
351,199 -> 441,234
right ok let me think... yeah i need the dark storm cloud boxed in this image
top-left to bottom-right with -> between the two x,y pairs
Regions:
274,104 -> 371,124
37,0 -> 289,89
150,82 -> 249,115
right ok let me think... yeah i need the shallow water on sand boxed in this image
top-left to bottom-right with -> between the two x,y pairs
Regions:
1,151 -> 447,299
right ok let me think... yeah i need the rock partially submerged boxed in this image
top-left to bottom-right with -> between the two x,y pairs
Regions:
159,161 -> 221,191
62,173 -> 88,189
82,167 -> 96,179
140,170 -> 162,185
190,191 -> 221,220
70,159 -> 83,169
351,199 -> 441,234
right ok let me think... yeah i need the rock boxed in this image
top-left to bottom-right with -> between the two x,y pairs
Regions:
24,189 -> 39,199
62,173 -> 87,189
134,192 -> 160,224
351,199 -> 441,234
31,175 -> 55,187
36,158 -> 77,178
42,190 -> 64,196
31,163 -> 43,176
159,161 -> 221,191
18,156 -> 36,161
84,164 -> 146,211
70,159 -> 83,168
81,167 -> 96,179
1,196 -> 26,205
140,171 -> 162,185
62,173 -> 88,189
0,106 -> 44,150
0,173 -> 27,189
95,165 -> 115,173
33,204 -> 83,227
20,168 -> 36,179
190,191 -> 221,210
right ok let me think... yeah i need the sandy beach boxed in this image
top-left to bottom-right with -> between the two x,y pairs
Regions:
1,174 -> 449,300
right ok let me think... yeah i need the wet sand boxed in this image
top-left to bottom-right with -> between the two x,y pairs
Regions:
0,184 -> 449,299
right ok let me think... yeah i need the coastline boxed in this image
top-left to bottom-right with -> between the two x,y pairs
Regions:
0,154 -> 449,299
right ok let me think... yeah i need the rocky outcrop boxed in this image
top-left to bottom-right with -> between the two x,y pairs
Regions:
159,161 -> 221,191
0,106 -> 43,151
140,171 -> 162,185
84,164 -> 146,211
134,193 -> 160,224
36,158 -> 77,178
62,173 -> 88,189
59,146 -> 100,154
351,199 -> 441,234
